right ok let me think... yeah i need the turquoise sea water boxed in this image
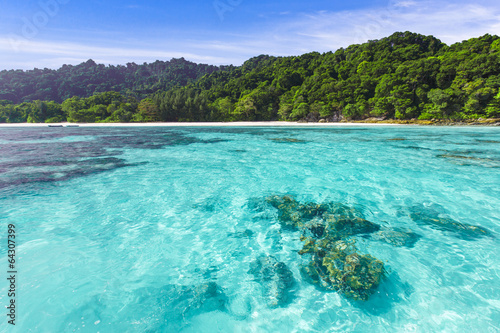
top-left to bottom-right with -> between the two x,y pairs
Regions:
0,126 -> 499,332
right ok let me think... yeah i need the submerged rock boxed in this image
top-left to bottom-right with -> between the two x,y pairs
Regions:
248,255 -> 295,307
368,227 -> 421,247
408,205 -> 493,240
302,218 -> 329,239
265,195 -> 305,229
265,196 -> 380,236
301,215 -> 380,241
299,260 -> 322,285
298,202 -> 331,220
436,153 -> 500,168
299,238 -> 386,301
299,203 -> 379,240
321,202 -> 367,220
269,138 -> 307,143
266,195 -> 300,227
323,215 -> 381,238
263,195 -> 386,301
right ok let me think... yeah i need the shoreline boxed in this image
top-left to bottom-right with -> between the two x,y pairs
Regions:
0,119 -> 499,127
0,121 -> 406,127
0,118 -> 500,128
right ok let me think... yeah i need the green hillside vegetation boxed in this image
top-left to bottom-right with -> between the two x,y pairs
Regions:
1,32 -> 499,123
0,58 -> 222,104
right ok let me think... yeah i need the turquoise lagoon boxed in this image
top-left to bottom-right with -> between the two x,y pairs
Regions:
0,126 -> 499,332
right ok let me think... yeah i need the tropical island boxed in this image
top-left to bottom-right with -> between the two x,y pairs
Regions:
1,31 -> 499,125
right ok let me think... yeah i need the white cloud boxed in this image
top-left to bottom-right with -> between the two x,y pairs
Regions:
392,1 -> 419,8
276,0 -> 500,49
0,0 -> 499,70
184,0 -> 500,64
0,37 -> 234,69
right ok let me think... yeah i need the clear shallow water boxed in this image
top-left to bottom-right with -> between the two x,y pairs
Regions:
0,126 -> 499,332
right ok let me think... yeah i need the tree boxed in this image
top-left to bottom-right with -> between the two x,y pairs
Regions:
485,89 -> 500,117
426,88 -> 459,118
133,98 -> 160,122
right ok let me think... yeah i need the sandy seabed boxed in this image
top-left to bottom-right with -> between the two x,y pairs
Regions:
0,121 -> 405,127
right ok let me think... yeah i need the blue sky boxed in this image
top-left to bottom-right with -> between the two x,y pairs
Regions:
1,0 -> 499,70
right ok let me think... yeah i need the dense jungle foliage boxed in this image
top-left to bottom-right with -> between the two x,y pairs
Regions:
0,58 -> 222,104
1,32 -> 499,123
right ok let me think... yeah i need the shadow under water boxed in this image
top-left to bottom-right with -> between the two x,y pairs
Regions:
407,204 -> 494,240
0,157 -> 147,190
436,149 -> 500,168
365,227 -> 422,248
268,138 -> 307,143
0,127 -> 230,194
354,271 -> 415,316
59,281 -> 228,332
248,255 -> 295,308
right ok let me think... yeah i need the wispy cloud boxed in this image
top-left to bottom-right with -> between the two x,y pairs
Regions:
0,0 -> 499,70
185,0 -> 500,63
277,0 -> 500,48
393,1 -> 419,8
0,38 -> 233,69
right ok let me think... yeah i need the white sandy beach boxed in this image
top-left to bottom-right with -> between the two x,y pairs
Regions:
0,121 -> 405,127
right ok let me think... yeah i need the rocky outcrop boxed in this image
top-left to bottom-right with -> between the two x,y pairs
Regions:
265,195 -> 386,301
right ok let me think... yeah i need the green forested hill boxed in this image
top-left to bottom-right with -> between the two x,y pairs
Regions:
153,31 -> 500,122
0,58 -> 222,104
1,31 -> 499,123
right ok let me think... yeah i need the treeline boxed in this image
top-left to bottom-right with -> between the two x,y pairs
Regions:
1,31 -> 499,123
0,92 -> 158,123
152,32 -> 500,121
0,58 -> 222,104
